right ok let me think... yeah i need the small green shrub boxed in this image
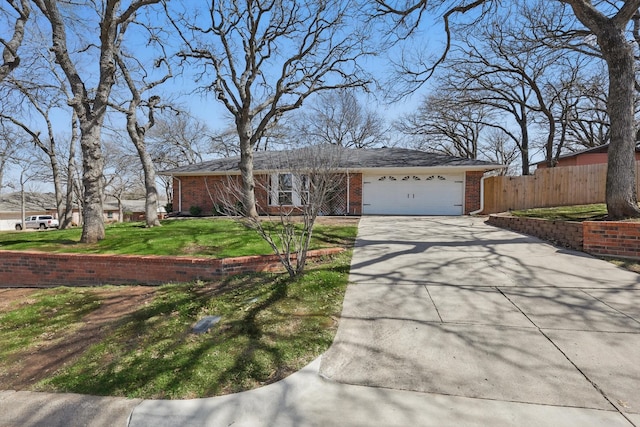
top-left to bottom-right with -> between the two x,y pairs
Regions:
189,205 -> 202,216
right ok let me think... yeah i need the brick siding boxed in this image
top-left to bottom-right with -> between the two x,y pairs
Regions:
464,171 -> 484,214
175,173 -> 363,216
487,214 -> 640,259
347,173 -> 362,215
0,248 -> 344,288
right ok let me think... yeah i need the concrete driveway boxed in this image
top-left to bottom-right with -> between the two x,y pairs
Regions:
3,216 -> 640,426
320,216 -> 640,425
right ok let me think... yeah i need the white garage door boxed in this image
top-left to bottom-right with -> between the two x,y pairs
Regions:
362,173 -> 464,215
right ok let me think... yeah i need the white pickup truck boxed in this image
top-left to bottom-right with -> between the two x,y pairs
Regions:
15,215 -> 60,230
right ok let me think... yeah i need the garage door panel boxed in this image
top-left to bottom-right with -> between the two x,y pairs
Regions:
363,174 -> 463,215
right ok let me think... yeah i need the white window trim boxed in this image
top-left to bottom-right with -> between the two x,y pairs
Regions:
270,173 -> 309,206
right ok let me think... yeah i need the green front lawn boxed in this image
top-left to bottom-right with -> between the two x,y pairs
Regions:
510,204 -> 608,222
0,218 -> 358,258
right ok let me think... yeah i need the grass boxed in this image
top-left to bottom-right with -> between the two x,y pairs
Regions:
0,218 -> 357,258
510,204 -> 608,222
0,289 -> 102,361
0,251 -> 353,399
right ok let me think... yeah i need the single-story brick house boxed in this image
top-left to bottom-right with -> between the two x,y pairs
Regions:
536,143 -> 640,168
162,147 -> 504,216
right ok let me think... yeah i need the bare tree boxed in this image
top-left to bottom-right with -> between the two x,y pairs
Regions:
60,112 -> 81,229
169,0 -> 373,218
147,112 -> 211,166
0,119 -> 20,192
103,138 -> 143,222
395,90 -> 488,159
33,0 -> 163,242
0,0 -> 30,82
563,74 -> 610,149
376,0 -> 640,218
112,51 -> 171,227
1,70 -> 71,224
217,145 -> 348,277
147,112 -> 214,208
288,89 -> 388,148
543,64 -> 610,162
479,129 -> 519,175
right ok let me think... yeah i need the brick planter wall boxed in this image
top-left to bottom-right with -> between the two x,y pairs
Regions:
487,215 -> 640,259
486,215 -> 583,250
0,248 -> 344,288
583,221 -> 640,259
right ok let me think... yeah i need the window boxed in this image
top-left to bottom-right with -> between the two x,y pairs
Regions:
300,175 -> 310,205
278,173 -> 293,205
270,173 -> 309,206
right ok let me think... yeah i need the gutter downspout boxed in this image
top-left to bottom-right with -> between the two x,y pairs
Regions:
346,169 -> 350,215
469,174 -> 487,215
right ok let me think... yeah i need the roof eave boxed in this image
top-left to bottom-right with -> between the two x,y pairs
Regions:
162,164 -> 506,177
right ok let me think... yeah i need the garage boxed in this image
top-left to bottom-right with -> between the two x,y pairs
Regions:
362,173 -> 464,215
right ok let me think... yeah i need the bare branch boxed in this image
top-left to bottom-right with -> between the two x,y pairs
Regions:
0,0 -> 30,81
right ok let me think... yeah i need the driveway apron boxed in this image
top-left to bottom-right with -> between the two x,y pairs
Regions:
320,216 -> 640,420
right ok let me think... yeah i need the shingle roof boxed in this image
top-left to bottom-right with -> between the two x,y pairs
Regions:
0,192 -> 57,212
161,147 -> 503,175
534,143 -> 640,166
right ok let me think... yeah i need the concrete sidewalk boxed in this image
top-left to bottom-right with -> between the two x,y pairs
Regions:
2,217 -> 639,426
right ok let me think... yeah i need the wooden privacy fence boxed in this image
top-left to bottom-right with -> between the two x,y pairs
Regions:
483,162 -> 640,214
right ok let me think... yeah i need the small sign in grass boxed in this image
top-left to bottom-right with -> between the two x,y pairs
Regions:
192,315 -> 222,334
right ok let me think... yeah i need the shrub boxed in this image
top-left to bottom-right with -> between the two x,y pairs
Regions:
189,205 -> 202,216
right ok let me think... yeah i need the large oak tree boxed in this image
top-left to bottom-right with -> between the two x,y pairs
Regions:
169,0 -> 372,217
377,0 -> 640,219
33,0 -> 162,242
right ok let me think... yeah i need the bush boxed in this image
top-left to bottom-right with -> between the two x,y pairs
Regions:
189,205 -> 202,216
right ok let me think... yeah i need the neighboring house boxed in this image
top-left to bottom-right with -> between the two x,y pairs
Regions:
0,192 -> 58,231
102,198 -> 167,223
0,192 -> 166,231
536,144 -> 640,169
162,147 -> 504,216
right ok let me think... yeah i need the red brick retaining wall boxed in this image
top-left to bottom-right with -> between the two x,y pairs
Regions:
487,215 -> 640,259
583,221 -> 640,259
486,215 -> 583,251
0,248 -> 344,288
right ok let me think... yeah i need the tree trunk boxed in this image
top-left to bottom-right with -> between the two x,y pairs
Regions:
61,117 -> 78,229
128,123 -> 161,227
141,153 -> 161,227
49,147 -> 64,223
0,157 -> 5,192
600,28 -> 640,219
79,124 -> 105,243
238,125 -> 258,217
518,113 -> 530,175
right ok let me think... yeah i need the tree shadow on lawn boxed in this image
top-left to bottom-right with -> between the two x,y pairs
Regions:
32,269 -> 342,399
